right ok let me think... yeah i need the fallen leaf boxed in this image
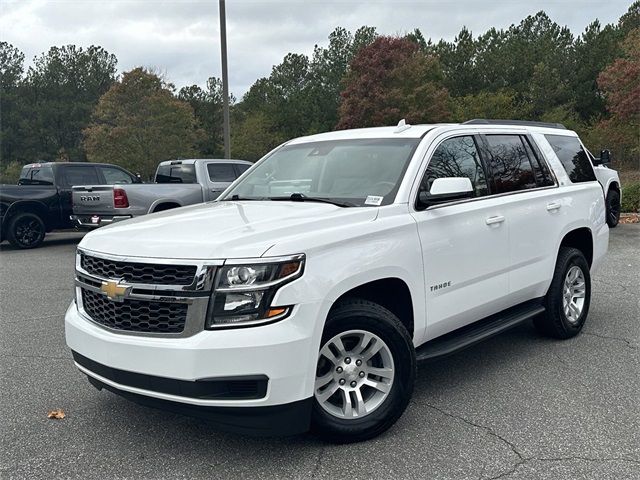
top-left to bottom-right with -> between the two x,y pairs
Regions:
47,409 -> 66,419
619,214 -> 639,224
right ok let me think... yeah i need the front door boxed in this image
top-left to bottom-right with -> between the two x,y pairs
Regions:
411,135 -> 511,341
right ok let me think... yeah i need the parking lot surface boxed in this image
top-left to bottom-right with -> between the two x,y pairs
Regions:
1,227 -> 639,479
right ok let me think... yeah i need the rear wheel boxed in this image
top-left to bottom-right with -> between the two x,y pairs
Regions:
534,247 -> 591,339
606,189 -> 620,228
311,299 -> 415,443
7,212 -> 46,249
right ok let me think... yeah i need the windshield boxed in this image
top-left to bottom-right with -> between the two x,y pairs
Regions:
222,138 -> 419,207
155,164 -> 196,183
18,166 -> 54,185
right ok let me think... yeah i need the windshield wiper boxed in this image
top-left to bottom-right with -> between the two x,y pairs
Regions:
221,194 -> 269,201
269,193 -> 355,207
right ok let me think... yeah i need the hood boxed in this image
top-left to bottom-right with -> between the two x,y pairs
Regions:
79,201 -> 378,260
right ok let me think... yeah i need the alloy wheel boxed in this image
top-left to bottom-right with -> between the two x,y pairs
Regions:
315,329 -> 394,419
562,265 -> 586,323
15,217 -> 44,247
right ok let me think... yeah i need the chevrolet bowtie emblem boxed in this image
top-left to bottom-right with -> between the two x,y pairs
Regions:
100,279 -> 130,302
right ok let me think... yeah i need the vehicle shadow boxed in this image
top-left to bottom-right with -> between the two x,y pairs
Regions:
0,232 -> 85,252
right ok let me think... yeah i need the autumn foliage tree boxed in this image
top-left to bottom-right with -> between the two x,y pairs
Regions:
337,37 -> 450,129
83,68 -> 201,178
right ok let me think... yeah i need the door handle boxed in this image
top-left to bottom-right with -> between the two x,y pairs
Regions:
485,215 -> 505,225
546,202 -> 561,211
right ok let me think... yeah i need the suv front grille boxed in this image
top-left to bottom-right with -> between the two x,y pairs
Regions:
81,288 -> 188,333
80,254 -> 196,285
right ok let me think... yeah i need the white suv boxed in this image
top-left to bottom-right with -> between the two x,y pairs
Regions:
65,120 -> 609,443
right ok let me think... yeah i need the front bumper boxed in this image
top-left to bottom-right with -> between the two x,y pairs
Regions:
65,300 -> 322,434
71,214 -> 132,229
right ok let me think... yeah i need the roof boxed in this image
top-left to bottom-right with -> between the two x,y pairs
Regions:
286,121 -> 577,145
157,158 -> 251,166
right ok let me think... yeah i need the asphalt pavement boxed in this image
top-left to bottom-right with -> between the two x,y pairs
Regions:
1,227 -> 639,479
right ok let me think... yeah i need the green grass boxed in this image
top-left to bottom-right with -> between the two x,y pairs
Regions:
619,166 -> 640,213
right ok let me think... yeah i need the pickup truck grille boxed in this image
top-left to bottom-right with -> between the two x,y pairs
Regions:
81,288 -> 188,334
80,253 -> 196,286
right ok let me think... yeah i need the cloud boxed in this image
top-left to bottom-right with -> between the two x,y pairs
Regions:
0,0 -> 632,97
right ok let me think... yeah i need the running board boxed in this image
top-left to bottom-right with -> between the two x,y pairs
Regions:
415,301 -> 545,362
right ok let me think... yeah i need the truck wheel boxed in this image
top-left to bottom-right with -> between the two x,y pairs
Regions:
311,299 -> 415,443
534,247 -> 591,339
606,189 -> 620,228
7,212 -> 46,249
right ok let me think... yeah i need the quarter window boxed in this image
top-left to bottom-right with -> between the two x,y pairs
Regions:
484,135 -> 537,193
544,134 -> 596,183
207,163 -> 237,182
420,136 -> 488,197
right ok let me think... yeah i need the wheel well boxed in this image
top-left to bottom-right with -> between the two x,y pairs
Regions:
4,202 -> 49,229
609,181 -> 620,195
332,278 -> 414,338
152,202 -> 180,213
560,228 -> 593,267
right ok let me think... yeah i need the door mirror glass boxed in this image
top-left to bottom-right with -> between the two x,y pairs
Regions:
599,149 -> 611,165
418,177 -> 474,209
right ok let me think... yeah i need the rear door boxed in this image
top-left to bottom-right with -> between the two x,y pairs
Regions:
411,134 -> 511,340
479,133 -> 564,305
205,162 -> 238,200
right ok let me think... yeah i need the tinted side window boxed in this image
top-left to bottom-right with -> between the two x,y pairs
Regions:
235,164 -> 251,176
63,166 -> 100,186
544,134 -> 596,183
98,166 -> 134,184
523,137 -> 555,187
207,163 -> 237,182
484,135 -> 537,193
420,136 -> 488,197
155,164 -> 197,184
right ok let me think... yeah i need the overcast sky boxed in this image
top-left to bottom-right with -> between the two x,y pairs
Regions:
0,0 -> 633,97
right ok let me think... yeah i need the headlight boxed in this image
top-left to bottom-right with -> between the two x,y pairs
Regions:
205,254 -> 304,328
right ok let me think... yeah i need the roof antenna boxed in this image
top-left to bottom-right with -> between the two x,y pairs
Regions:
394,119 -> 411,133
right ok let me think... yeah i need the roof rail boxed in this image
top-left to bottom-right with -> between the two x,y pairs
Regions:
462,119 -> 566,130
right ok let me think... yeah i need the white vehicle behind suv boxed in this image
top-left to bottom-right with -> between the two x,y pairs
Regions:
66,120 -> 609,443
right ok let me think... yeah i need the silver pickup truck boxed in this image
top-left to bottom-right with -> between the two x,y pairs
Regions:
71,158 -> 251,228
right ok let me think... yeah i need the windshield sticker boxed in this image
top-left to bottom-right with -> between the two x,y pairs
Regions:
364,195 -> 383,206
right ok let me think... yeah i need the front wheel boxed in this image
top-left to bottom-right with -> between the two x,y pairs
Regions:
311,299 -> 415,443
606,189 -> 621,228
6,212 -> 46,249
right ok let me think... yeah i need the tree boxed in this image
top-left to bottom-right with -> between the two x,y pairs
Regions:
452,89 -> 524,122
593,28 -> 640,163
83,68 -> 201,177
178,77 -> 227,157
337,37 -> 450,129
20,45 -> 117,162
0,42 -> 25,165
231,112 -> 284,161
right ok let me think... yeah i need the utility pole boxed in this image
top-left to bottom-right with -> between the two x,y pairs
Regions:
219,0 -> 230,158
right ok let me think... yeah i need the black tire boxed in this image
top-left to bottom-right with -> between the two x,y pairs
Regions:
6,212 -> 46,249
606,189 -> 621,228
534,247 -> 591,339
311,298 -> 416,443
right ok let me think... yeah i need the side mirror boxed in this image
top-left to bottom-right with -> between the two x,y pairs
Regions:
599,149 -> 611,165
417,177 -> 474,209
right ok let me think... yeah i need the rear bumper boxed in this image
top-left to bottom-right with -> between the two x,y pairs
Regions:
71,214 -> 132,229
